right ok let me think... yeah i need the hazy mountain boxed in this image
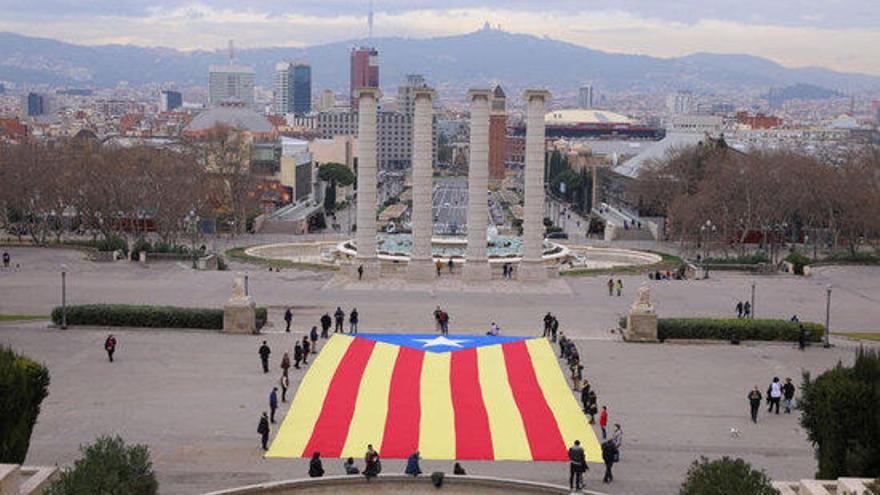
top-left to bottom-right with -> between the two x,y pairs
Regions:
2,28 -> 878,95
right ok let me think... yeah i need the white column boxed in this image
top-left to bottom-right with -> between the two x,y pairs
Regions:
519,89 -> 551,282
407,88 -> 436,280
354,88 -> 381,278
464,89 -> 492,280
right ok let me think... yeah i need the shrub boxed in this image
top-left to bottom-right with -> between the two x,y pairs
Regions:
130,238 -> 151,257
95,234 -> 127,254
51,304 -> 267,330
680,456 -> 779,495
706,252 -> 769,265
217,256 -> 228,271
47,435 -> 158,495
0,346 -> 50,463
822,252 -> 880,265
657,318 -> 823,342
799,348 -> 880,479
785,250 -> 812,275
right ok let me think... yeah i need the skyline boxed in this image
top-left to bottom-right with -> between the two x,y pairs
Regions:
0,2 -> 878,77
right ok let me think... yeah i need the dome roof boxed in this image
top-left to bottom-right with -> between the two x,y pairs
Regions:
545,109 -> 633,125
185,103 -> 274,134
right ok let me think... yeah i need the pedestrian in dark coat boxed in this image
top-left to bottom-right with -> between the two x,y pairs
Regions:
280,374 -> 289,402
405,451 -> 422,477
309,452 -> 325,477
1,251 -> 9,268
343,457 -> 360,475
259,341 -> 271,373
748,386 -> 762,422
301,336 -> 311,365
104,334 -> 117,362
736,301 -> 743,318
782,377 -> 796,413
280,352 -> 291,377
269,387 -> 279,423
364,444 -> 381,479
543,312 -> 553,338
320,313 -> 332,338
309,326 -> 319,353
568,440 -> 587,490
580,380 -> 591,413
334,307 -> 345,333
294,342 -> 303,369
257,412 -> 270,450
550,317 -> 559,343
798,324 -> 807,350
601,440 -> 618,483
357,264 -> 364,280
349,308 -> 359,334
284,307 -> 293,332
743,301 -> 752,318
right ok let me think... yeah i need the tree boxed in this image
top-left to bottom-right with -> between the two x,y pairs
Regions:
47,435 -> 158,495
318,162 -> 355,213
0,345 -> 50,463
800,348 -> 880,479
679,456 -> 779,495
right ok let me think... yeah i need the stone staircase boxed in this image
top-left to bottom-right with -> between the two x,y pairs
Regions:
772,477 -> 876,494
0,464 -> 57,495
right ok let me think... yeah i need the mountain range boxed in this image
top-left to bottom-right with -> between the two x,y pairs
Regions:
2,27 -> 879,95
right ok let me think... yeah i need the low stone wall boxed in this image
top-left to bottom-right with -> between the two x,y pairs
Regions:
773,477 -> 875,495
201,474 -> 609,495
0,464 -> 58,495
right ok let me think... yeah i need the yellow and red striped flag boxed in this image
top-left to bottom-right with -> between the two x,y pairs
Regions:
267,333 -> 601,462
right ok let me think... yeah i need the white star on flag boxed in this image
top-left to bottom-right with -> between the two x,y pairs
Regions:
413,336 -> 470,348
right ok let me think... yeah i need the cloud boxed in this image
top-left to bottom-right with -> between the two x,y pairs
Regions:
0,3 -> 877,75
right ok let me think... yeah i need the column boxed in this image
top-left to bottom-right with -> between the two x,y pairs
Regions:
591,163 -> 601,211
519,90 -> 551,282
406,88 -> 437,280
464,89 -> 492,280
354,88 -> 381,278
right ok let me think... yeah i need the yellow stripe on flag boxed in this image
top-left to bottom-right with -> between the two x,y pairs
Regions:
526,339 -> 602,463
340,342 -> 399,458
418,351 -> 455,459
267,334 -> 353,458
477,344 -> 532,460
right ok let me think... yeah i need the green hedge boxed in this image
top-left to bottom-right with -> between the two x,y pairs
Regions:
0,346 -> 50,463
657,318 -> 823,342
51,304 -> 267,331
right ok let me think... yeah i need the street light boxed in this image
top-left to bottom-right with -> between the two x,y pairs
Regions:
60,263 -> 68,329
824,285 -> 832,348
244,271 -> 250,296
750,281 -> 756,319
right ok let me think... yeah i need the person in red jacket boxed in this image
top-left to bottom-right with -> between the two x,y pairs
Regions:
599,405 -> 609,439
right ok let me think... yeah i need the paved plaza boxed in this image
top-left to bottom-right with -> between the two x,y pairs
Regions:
1,246 -> 880,494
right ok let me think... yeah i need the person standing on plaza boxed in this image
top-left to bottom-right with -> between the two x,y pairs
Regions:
284,307 -> 293,332
309,452 -> 325,477
798,324 -> 807,350
580,379 -> 591,414
748,386 -> 762,422
2,251 -> 9,268
567,440 -> 587,491
599,405 -> 609,439
550,316 -> 559,343
616,279 -> 623,297
436,259 -> 443,277
293,341 -> 303,369
543,312 -> 553,338
258,340 -> 271,373
309,326 -> 319,353
612,424 -> 623,459
782,377 -> 796,413
601,439 -> 618,483
301,336 -> 311,365
269,387 -> 279,423
280,352 -> 291,377
743,301 -> 751,318
334,307 -> 345,333
434,306 -> 442,332
320,312 -> 332,338
439,310 -> 449,335
104,334 -> 117,362
279,373 -> 289,403
257,412 -> 270,451
405,451 -> 422,477
349,308 -> 359,334
607,278 -> 614,296
736,301 -> 743,318
357,264 -> 364,281
587,389 -> 598,424
767,377 -> 782,414
448,258 -> 454,273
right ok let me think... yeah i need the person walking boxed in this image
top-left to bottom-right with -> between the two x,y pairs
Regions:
293,341 -> 303,369
568,440 -> 587,491
436,259 -> 443,277
607,278 -> 614,296
279,374 -> 289,403
257,412 -> 270,451
334,307 -> 345,333
364,444 -> 381,479
259,341 -> 271,373
349,308 -> 359,334
301,336 -> 311,365
798,324 -> 807,350
309,452 -> 325,477
782,377 -> 796,414
448,258 -> 454,273
601,439 -> 618,483
104,334 -> 117,362
320,312 -> 332,338
269,387 -> 279,423
405,451 -> 422,477
439,310 -> 449,335
736,301 -> 743,318
309,326 -> 319,354
612,424 -> 623,460
767,377 -> 782,414
284,307 -> 293,332
616,279 -> 623,297
748,386 -> 762,423
280,352 -> 291,377
599,405 -> 609,439
357,264 -> 364,280
743,301 -> 752,318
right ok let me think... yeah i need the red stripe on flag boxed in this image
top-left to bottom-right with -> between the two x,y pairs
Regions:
301,337 -> 376,457
379,346 -> 425,458
502,341 -> 568,461
450,348 -> 494,460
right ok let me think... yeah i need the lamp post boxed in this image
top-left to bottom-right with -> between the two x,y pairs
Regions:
244,271 -> 250,297
701,220 -> 715,279
750,281 -> 756,319
60,264 -> 68,329
824,285 -> 832,348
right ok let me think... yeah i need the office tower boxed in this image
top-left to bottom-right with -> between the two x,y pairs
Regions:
397,74 -> 427,117
209,43 -> 255,107
666,90 -> 694,115
160,90 -> 183,112
292,63 -> 311,115
349,47 -> 379,109
489,85 -> 507,181
26,92 -> 45,117
274,62 -> 295,114
321,90 -> 336,110
578,84 -> 594,109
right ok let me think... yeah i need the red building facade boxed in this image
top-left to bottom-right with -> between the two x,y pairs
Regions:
489,85 -> 507,181
349,47 -> 379,109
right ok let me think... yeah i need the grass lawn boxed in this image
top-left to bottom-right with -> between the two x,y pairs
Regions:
0,314 -> 49,322
224,247 -> 338,272
561,249 -> 684,277
833,332 -> 880,342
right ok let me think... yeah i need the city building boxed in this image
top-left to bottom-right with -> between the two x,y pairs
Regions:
578,84 -> 594,109
209,64 -> 255,107
349,47 -> 379,109
668,114 -> 723,134
159,90 -> 183,112
510,109 -> 663,142
275,62 -> 312,116
735,111 -> 783,129
397,74 -> 427,117
292,63 -> 312,115
184,100 -> 275,139
666,90 -> 694,115
489,85 -> 507,181
26,92 -> 46,117
320,90 -> 336,111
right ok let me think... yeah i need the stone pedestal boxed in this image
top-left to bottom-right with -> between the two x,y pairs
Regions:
464,89 -> 492,280
521,90 -> 551,282
406,88 -> 436,282
516,260 -> 548,282
406,258 -> 436,281
624,285 -> 658,341
223,276 -> 256,334
354,88 -> 381,271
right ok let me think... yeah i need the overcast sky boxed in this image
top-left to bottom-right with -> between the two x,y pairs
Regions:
1,1 -> 878,75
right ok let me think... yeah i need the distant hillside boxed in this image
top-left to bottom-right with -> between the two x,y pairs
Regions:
771,83 -> 842,101
1,28 -> 879,95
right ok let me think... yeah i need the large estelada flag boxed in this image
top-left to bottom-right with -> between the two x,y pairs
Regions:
267,333 -> 601,462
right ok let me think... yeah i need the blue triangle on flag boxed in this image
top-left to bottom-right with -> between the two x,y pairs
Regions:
353,333 -> 531,353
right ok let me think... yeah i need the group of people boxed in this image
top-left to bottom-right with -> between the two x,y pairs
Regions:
542,312 -> 560,342
433,306 -> 450,334
648,269 -> 680,281
501,262 -> 515,279
558,332 -> 584,391
307,446 -> 468,479
607,278 -> 623,297
435,258 -> 455,276
735,300 -> 753,318
748,376 -> 797,422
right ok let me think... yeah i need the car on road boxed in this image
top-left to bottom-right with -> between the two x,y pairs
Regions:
546,231 -> 569,239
